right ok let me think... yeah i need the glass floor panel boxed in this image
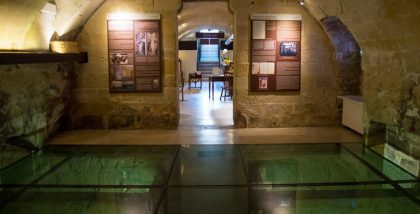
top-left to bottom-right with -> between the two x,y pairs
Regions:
160,187 -> 251,214
241,144 -> 385,185
0,144 -> 32,170
0,151 -> 68,185
399,182 -> 420,201
0,187 -> 162,214
38,146 -> 177,186
342,143 -> 416,181
0,188 -> 22,206
0,144 -> 418,213
168,145 -> 247,185
252,185 -> 420,213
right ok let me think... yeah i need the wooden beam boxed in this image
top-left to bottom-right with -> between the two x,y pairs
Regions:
0,52 -> 88,65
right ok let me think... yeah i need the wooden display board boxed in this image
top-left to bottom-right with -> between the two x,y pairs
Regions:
107,16 -> 161,92
250,14 -> 302,92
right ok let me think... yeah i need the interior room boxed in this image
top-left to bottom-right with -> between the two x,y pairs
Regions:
178,0 -> 235,129
0,0 -> 419,213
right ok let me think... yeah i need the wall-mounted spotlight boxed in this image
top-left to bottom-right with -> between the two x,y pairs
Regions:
299,0 -> 304,6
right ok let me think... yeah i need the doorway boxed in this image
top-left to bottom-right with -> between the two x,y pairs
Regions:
177,1 -> 234,129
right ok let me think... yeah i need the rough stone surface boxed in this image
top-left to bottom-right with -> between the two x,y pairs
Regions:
321,16 -> 362,95
0,63 -> 74,148
72,0 -> 181,130
231,0 -> 341,128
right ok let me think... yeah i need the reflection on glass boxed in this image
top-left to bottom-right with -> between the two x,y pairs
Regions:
0,151 -> 67,185
342,143 -> 416,181
252,185 -> 420,213
38,146 -> 177,186
1,188 -> 161,214
242,144 -> 384,184
169,145 -> 247,185
159,187 -> 250,214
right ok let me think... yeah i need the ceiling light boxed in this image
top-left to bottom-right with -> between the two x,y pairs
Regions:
299,0 -> 304,6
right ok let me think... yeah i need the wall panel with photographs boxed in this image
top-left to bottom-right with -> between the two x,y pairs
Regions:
107,18 -> 161,92
250,14 -> 302,92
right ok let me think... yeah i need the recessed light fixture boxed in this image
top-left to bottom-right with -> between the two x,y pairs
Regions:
299,0 -> 304,6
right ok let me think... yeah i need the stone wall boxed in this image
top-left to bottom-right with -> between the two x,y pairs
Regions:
304,0 -> 420,159
321,16 -> 362,95
0,63 -> 74,148
71,0 -> 181,130
230,0 -> 341,128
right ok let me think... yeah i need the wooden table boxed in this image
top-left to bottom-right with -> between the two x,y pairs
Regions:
208,75 -> 233,100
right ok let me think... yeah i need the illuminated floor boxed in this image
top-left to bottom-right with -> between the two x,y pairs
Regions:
0,144 -> 418,213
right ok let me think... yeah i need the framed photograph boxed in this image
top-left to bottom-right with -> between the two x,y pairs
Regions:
111,65 -> 123,80
259,77 -> 268,89
110,53 -> 129,64
135,32 -> 146,56
147,32 -> 159,56
279,41 -> 298,57
152,78 -> 160,89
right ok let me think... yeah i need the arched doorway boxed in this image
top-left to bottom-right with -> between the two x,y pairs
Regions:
177,1 -> 234,129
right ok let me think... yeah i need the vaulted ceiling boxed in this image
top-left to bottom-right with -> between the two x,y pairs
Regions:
0,0 -> 419,52
178,1 -> 233,40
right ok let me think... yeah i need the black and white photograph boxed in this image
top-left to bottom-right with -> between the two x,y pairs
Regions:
279,41 -> 298,57
259,76 -> 268,89
152,78 -> 160,89
135,32 -> 147,56
112,65 -> 123,80
110,53 -> 129,64
147,32 -> 159,56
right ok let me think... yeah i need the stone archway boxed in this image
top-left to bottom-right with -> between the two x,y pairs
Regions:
321,16 -> 362,96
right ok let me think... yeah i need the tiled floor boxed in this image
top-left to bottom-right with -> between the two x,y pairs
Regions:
0,144 -> 419,213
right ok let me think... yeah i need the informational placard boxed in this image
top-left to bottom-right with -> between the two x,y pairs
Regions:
107,16 -> 161,92
250,14 -> 302,92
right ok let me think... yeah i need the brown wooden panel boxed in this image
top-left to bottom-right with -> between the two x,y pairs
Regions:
264,40 -> 276,50
250,19 -> 301,92
108,21 -> 133,31
108,19 -> 161,93
252,55 -> 276,62
276,76 -> 300,90
134,21 -> 159,31
276,62 -> 300,75
252,40 -> 264,50
277,31 -> 301,41
108,31 -> 134,40
109,40 -> 134,50
136,77 -> 161,91
277,20 -> 301,28
252,51 -> 276,56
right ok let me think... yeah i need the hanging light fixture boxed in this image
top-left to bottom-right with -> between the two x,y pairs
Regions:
299,0 -> 304,6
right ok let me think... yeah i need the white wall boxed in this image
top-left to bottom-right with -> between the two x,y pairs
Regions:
179,50 -> 197,80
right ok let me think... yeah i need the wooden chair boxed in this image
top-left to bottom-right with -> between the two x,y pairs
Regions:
220,72 -> 233,101
188,72 -> 202,89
